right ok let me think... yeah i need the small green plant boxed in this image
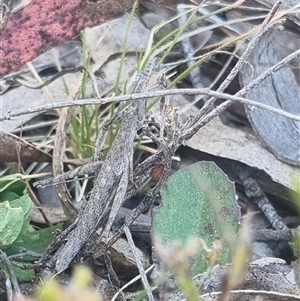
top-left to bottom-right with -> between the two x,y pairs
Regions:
69,105 -> 100,159
68,30 -> 100,160
0,174 -> 62,281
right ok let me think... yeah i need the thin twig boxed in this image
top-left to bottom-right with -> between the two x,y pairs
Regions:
183,0 -> 283,135
2,63 -> 300,123
180,2 -> 287,142
33,161 -> 102,188
111,264 -> 155,301
232,162 -> 288,231
124,226 -> 155,301
97,149 -> 173,256
0,250 -> 21,295
54,59 -> 156,272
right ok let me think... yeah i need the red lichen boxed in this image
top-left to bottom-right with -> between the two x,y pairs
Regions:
0,0 -> 119,77
0,0 -> 185,77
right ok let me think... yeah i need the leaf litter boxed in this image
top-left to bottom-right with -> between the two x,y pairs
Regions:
0,1 -> 300,300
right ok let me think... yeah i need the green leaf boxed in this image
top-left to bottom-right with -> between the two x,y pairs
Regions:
0,174 -> 27,196
0,191 -> 20,203
10,195 -> 33,237
153,162 -> 240,275
13,265 -> 35,282
1,262 -> 35,282
5,224 -> 63,260
0,201 -> 24,249
3,224 -> 63,282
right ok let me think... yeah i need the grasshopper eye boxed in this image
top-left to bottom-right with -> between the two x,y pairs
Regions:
150,162 -> 165,181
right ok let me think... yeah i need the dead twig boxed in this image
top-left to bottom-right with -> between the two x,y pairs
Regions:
54,59 -> 155,272
232,161 -> 288,231
180,0 -> 284,142
2,49 -> 300,124
124,226 -> 155,301
33,161 -> 102,188
96,148 -> 173,256
0,250 -> 21,300
53,106 -> 79,223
